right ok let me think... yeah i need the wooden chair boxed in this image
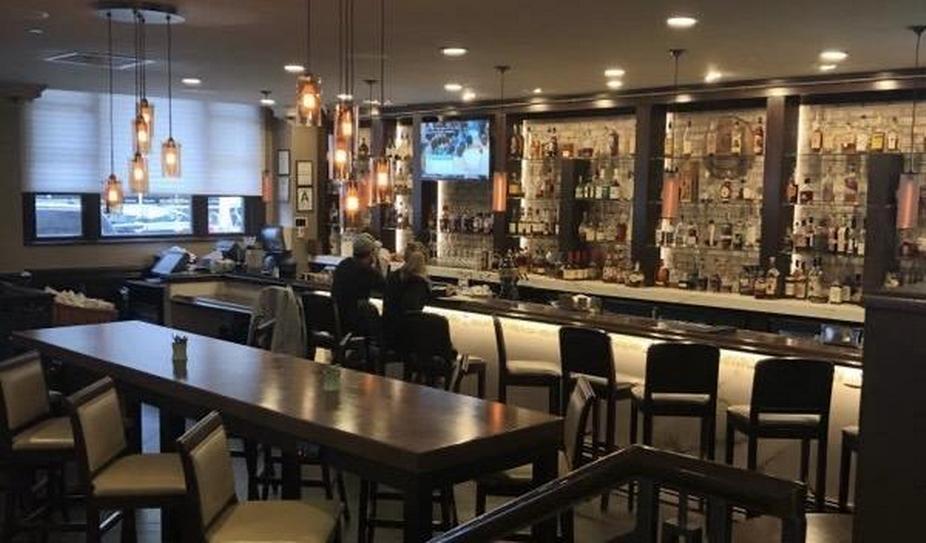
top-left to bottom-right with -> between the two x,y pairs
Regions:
302,292 -> 343,361
65,377 -> 187,542
177,411 -> 341,542
475,376 -> 596,542
493,315 -> 561,413
0,351 -> 75,540
725,358 -> 834,511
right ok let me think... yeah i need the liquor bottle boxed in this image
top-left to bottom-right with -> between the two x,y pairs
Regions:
794,262 -> 808,300
608,128 -> 620,157
706,120 -> 718,156
841,274 -> 852,303
829,276 -> 844,304
841,121 -> 856,153
580,129 -> 595,158
738,266 -> 754,295
440,205 -> 450,232
799,177 -> 815,204
805,216 -> 816,248
665,121 -> 675,157
628,261 -> 644,287
856,218 -> 866,256
706,219 -> 717,248
719,180 -> 734,202
787,173 -> 799,204
720,215 -> 734,250
810,112 -> 824,152
682,120 -> 693,157
548,128 -> 559,158
784,265 -> 797,298
855,115 -> 870,153
808,259 -> 827,303
843,165 -> 859,204
753,116 -> 765,155
509,124 -> 523,159
851,273 -> 863,304
731,120 -> 743,155
686,219 -> 699,248
886,116 -> 900,152
529,127 -> 542,159
870,115 -> 886,153
765,257 -> 780,298
610,171 -> 622,200
358,138 -> 370,160
675,216 -> 687,248
753,269 -> 767,299
655,259 -> 669,287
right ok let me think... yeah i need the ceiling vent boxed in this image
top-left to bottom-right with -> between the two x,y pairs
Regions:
44,51 -> 153,71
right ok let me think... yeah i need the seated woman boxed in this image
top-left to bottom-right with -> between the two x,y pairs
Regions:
382,242 -> 431,350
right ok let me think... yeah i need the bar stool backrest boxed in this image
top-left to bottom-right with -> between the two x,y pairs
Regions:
65,378 -> 127,481
750,358 -> 834,417
645,343 -> 720,398
302,292 -> 342,341
564,376 -> 596,470
559,326 -> 615,388
492,315 -> 509,376
356,300 -> 383,341
177,411 -> 238,536
402,311 -> 457,387
0,352 -> 51,447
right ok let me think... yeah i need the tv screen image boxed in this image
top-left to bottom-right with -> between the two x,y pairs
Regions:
419,119 -> 491,181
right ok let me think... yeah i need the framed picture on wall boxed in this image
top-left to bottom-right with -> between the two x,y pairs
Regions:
277,149 -> 291,176
295,160 -> 314,187
277,176 -> 290,202
296,187 -> 313,212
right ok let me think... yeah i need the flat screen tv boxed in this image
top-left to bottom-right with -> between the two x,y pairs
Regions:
418,119 -> 491,181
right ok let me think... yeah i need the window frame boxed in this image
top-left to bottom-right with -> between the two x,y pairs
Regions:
22,192 -> 264,245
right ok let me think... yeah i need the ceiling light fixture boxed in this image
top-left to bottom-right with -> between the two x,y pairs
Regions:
606,79 -> 623,90
371,0 -> 393,206
129,9 -> 150,195
333,0 -> 358,185
897,25 -> 926,229
296,0 -> 322,126
661,48 -> 686,221
819,50 -> 848,62
336,93 -> 353,100
819,64 -> 837,72
604,68 -> 625,78
444,82 -> 463,92
441,46 -> 467,57
284,64 -> 306,74
161,13 -> 181,178
532,87 -> 542,94
667,16 -> 697,29
704,70 -> 723,83
462,89 -> 476,101
181,77 -> 201,86
103,11 -> 123,213
27,28 -> 44,35
259,90 -> 276,106
492,65 -> 510,213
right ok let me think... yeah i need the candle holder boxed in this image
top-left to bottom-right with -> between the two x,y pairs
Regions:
322,364 -> 341,392
172,335 -> 188,376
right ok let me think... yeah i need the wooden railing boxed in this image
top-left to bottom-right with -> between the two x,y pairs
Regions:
429,445 -> 807,543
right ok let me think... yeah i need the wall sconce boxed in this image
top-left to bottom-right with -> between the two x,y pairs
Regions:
492,171 -> 508,212
896,172 -> 921,229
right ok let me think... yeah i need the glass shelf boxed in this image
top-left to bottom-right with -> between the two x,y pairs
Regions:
574,197 -> 633,204
658,245 -> 760,256
678,199 -> 762,208
788,248 -> 866,261
783,201 -> 865,210
652,153 -> 766,161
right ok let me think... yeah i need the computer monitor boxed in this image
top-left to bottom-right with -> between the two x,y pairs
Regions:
260,225 -> 287,254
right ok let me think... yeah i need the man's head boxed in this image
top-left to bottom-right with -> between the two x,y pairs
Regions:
352,233 -> 377,266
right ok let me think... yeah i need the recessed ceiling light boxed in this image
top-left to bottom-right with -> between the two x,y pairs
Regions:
819,64 -> 837,72
462,89 -> 476,101
666,16 -> 698,29
27,28 -> 44,35
704,70 -> 723,83
604,68 -> 625,78
260,97 -> 276,106
532,88 -> 543,94
181,77 -> 202,86
440,47 -> 468,57
284,64 -> 305,74
336,93 -> 353,101
444,82 -> 463,92
606,80 -> 623,90
819,50 -> 848,62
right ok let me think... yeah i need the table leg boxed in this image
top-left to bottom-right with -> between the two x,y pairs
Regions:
281,451 -> 301,500
531,447 -> 558,543
125,398 -> 142,453
158,409 -> 184,543
402,480 -> 434,543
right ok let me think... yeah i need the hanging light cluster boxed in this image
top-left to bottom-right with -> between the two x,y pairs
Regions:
161,13 -> 181,177
897,25 -> 925,230
103,11 -> 124,212
333,0 -> 361,220
661,48 -> 686,221
129,9 -> 151,194
371,0 -> 394,205
296,0 -> 322,126
491,65 -> 510,213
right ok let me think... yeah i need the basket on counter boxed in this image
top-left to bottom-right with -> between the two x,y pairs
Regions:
52,302 -> 118,326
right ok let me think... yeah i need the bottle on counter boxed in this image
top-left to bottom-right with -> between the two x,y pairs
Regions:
655,259 -> 669,287
886,116 -> 900,152
810,112 -> 824,152
765,257 -> 781,298
627,261 -> 645,287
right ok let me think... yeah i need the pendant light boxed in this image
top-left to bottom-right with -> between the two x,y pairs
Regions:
333,0 -> 357,183
897,25 -> 926,230
103,11 -> 124,213
161,13 -> 181,177
660,48 -> 686,221
369,0 -> 394,205
492,65 -> 510,213
296,0 -> 322,126
132,10 -> 152,156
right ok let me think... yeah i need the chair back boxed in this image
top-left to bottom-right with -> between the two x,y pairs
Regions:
248,316 -> 276,350
492,316 -> 509,376
563,376 -> 595,470
177,411 -> 238,536
750,358 -> 834,418
302,292 -> 342,346
0,352 -> 51,448
644,342 -> 720,399
65,378 -> 127,482
402,311 -> 456,387
559,326 -> 615,387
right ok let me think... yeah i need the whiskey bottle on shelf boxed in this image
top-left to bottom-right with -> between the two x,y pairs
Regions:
828,276 -> 844,304
665,121 -> 675,158
808,259 -> 827,303
870,115 -> 886,153
856,115 -> 870,153
528,127 -> 542,159
706,120 -> 718,156
799,177 -> 815,204
810,113 -> 824,153
627,261 -> 645,287
682,120 -> 693,157
765,257 -> 781,298
608,128 -> 620,157
655,259 -> 670,287
731,120 -> 743,155
753,268 -> 767,299
784,265 -> 797,298
358,138 -> 370,161
794,263 -> 808,300
886,117 -> 900,152
509,124 -> 524,159
753,116 -> 765,156
787,174 -> 799,204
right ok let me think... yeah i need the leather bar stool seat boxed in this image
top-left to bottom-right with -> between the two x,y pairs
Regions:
727,406 -> 822,428
12,416 -> 73,451
90,453 -> 185,497
631,388 -> 711,408
494,316 -> 562,414
177,411 -> 340,543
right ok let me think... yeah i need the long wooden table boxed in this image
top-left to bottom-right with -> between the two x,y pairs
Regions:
14,321 -> 562,542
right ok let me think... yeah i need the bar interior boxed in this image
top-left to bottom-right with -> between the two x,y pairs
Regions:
1,1 -> 925,541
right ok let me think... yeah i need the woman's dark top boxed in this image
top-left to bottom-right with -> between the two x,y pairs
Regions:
382,270 -> 431,348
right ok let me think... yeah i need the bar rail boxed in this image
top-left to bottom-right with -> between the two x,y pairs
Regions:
429,445 -> 807,543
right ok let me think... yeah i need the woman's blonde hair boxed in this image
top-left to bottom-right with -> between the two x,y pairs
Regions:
401,242 -> 428,279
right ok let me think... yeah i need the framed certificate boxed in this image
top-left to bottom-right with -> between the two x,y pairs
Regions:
296,187 -> 313,211
277,149 -> 291,176
296,160 -> 314,187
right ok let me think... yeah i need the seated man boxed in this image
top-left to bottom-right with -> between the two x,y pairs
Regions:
331,233 -> 385,336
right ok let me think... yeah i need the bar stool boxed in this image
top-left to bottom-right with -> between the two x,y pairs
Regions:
475,376 -> 596,543
0,351 -> 75,539
838,425 -> 859,512
493,315 -> 561,413
725,358 -> 834,511
302,292 -> 343,362
65,377 -> 187,542
177,411 -> 341,543
630,342 -> 720,459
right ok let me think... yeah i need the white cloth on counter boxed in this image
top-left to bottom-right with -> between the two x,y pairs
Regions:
247,286 -> 306,357
43,287 -> 115,311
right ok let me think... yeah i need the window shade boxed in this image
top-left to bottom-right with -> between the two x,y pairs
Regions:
23,89 -> 263,196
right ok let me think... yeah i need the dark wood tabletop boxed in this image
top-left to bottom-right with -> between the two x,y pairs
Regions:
13,320 -> 561,474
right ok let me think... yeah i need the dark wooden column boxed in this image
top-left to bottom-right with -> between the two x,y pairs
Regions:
410,115 -> 436,241
632,104 -> 667,284
864,154 -> 904,292
760,95 -> 800,273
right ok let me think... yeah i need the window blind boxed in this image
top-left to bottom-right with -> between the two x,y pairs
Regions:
23,89 -> 263,196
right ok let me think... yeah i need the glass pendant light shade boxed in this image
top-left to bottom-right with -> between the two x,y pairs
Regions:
492,171 -> 508,212
139,99 -> 154,139
373,156 -> 393,204
161,137 -> 181,178
261,170 -> 273,203
129,152 -> 150,194
661,171 -> 681,220
333,100 -> 356,180
297,74 -> 322,126
103,173 -> 124,212
133,114 -> 151,155
896,172 -> 921,229
344,180 -> 361,216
